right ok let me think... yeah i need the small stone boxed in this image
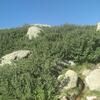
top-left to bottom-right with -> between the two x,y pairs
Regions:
86,96 -> 97,100
57,75 -> 63,81
58,96 -> 68,100
68,60 -> 75,66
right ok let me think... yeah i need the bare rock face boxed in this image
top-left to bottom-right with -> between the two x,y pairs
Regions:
0,50 -> 31,66
96,23 -> 100,31
26,26 -> 42,40
58,70 -> 78,90
85,69 -> 100,91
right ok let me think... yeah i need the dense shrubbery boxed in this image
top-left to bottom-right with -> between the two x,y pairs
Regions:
0,24 -> 100,100
0,26 -> 28,57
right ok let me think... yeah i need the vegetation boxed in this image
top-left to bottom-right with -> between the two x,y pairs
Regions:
0,24 -> 100,100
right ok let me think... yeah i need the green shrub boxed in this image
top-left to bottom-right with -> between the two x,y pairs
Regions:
0,24 -> 100,100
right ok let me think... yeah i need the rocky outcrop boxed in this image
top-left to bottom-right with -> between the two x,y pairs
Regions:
26,26 -> 42,40
0,50 -> 31,66
85,69 -> 100,91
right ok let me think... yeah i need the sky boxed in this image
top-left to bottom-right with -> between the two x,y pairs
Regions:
0,0 -> 100,28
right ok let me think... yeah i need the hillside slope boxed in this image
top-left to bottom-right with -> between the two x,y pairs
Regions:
0,24 -> 100,100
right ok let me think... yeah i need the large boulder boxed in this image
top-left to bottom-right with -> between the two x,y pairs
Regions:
26,26 -> 42,40
96,23 -> 100,31
58,70 -> 85,100
58,70 -> 78,90
64,70 -> 78,90
0,50 -> 31,66
85,69 -> 100,91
